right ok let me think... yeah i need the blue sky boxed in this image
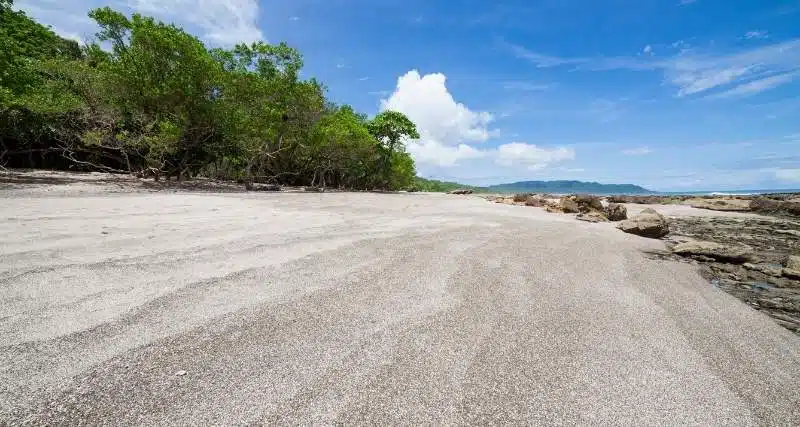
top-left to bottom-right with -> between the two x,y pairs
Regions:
15,0 -> 800,191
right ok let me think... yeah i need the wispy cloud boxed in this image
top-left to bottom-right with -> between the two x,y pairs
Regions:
707,72 -> 798,99
502,81 -> 556,91
505,39 -> 800,97
744,30 -> 769,40
358,76 -> 370,81
622,147 -> 653,156
679,0 -> 697,5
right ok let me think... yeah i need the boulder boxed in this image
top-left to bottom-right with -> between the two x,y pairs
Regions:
616,208 -> 669,238
743,263 -> 783,277
576,211 -> 609,223
251,183 -> 281,191
672,241 -> 754,263
513,193 -> 532,203
776,229 -> 800,238
786,255 -> 800,270
783,268 -> 800,279
448,189 -> 473,195
525,196 -> 546,207
604,203 -> 627,221
560,198 -> 580,213
574,194 -> 603,212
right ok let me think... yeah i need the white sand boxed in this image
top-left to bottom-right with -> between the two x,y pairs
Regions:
1,172 -> 798,424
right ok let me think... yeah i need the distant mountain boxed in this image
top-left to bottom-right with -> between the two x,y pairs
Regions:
485,180 -> 653,195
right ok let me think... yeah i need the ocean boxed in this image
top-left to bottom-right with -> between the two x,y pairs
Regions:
658,189 -> 800,196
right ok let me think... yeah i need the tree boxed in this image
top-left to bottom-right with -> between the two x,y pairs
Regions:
366,110 -> 419,188
1,5 -> 427,191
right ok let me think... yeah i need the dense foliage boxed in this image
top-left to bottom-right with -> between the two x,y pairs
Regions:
486,180 -> 652,194
412,177 -> 486,193
0,2 -> 419,190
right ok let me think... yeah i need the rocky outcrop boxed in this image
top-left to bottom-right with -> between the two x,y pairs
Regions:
672,241 -> 755,263
655,215 -> 800,334
525,196 -> 546,207
560,198 -> 580,213
616,208 -> 669,238
576,211 -> 609,223
604,203 -> 627,221
688,198 -> 751,212
750,197 -> 800,217
448,189 -> 473,195
743,263 -> 783,277
784,255 -> 800,279
574,194 -> 603,212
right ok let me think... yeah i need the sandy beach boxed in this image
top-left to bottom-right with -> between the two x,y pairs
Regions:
1,172 -> 799,424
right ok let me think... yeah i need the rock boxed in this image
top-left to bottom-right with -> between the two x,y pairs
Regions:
525,196 -> 545,207
616,208 -> 669,238
576,211 -> 609,223
776,229 -> 800,238
750,198 -> 800,217
783,268 -> 800,279
560,198 -> 580,213
448,189 -> 473,195
743,263 -> 783,277
604,203 -> 627,221
175,370 -> 187,376
672,241 -> 754,263
304,186 -> 324,192
786,255 -> 800,270
574,194 -> 603,212
252,183 -> 281,191
688,198 -> 751,212
512,193 -> 531,203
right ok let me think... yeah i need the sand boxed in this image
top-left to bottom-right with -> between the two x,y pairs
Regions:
1,172 -> 799,424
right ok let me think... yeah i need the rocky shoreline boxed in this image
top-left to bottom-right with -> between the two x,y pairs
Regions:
482,192 -> 800,334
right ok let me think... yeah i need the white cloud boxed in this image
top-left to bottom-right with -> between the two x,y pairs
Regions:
502,81 -> 555,91
621,147 -> 652,156
679,0 -> 697,5
358,76 -> 370,81
381,70 -> 495,166
642,45 -> 653,55
15,0 -> 263,46
744,30 -> 768,40
707,72 -> 798,99
407,142 -> 485,167
775,169 -> 800,182
506,39 -> 800,98
381,70 -> 574,171
495,143 -> 575,170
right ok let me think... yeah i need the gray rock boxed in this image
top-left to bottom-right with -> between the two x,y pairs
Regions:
672,241 -> 754,263
743,263 -> 783,277
525,196 -> 546,207
604,203 -> 627,221
775,229 -> 800,238
561,198 -> 580,213
616,208 -> 669,238
783,268 -> 800,279
786,255 -> 800,270
575,194 -> 603,212
576,211 -> 609,223
448,189 -> 473,195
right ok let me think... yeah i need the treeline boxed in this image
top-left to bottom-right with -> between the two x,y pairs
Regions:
412,177 -> 486,193
0,1 -> 421,190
